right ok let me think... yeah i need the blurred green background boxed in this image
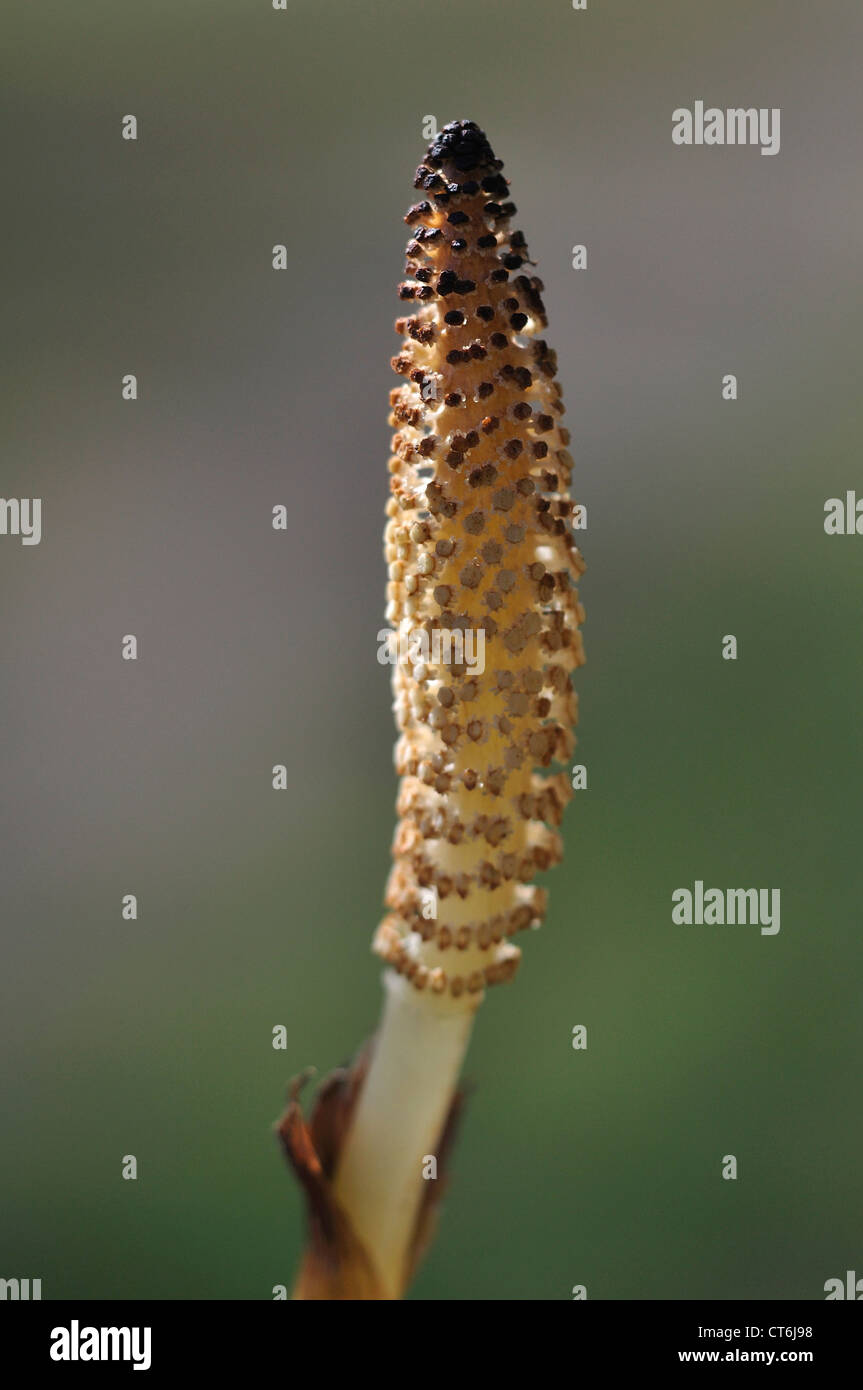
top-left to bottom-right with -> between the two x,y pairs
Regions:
2,0 -> 862,1299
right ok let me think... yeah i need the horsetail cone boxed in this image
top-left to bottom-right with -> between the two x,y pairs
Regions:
281,121 -> 585,1300
377,120 -> 585,999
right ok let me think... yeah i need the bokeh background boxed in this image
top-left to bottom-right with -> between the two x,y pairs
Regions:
3,0 -> 862,1300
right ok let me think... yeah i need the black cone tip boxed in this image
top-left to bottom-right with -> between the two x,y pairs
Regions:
425,120 -> 501,173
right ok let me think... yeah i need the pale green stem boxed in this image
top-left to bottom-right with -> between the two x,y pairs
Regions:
332,970 -> 480,1298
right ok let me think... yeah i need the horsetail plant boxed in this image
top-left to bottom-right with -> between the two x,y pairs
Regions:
279,120 -> 586,1300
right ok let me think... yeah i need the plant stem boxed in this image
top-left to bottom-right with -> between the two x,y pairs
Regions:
332,970 -> 480,1298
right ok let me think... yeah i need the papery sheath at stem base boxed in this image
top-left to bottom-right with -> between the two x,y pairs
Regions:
277,1046 -> 466,1300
